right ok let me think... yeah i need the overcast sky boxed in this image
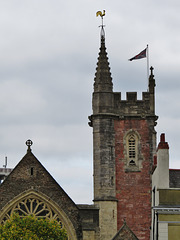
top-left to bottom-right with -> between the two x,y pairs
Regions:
0,1 -> 180,204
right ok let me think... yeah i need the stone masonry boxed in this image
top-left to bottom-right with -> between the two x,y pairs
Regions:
89,32 -> 158,240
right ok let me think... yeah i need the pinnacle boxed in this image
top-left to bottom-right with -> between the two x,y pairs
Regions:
148,66 -> 156,92
94,36 -> 113,92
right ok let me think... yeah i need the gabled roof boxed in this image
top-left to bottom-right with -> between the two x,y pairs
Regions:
0,149 -> 77,208
111,221 -> 139,240
0,146 -> 82,239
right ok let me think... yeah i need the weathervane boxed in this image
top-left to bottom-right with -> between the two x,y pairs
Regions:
96,10 -> 106,38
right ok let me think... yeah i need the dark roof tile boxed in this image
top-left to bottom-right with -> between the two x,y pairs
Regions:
169,169 -> 180,188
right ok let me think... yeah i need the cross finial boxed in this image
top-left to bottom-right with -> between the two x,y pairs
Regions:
26,139 -> 33,152
150,66 -> 154,76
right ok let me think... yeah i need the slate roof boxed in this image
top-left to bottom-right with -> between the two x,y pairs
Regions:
169,169 -> 180,188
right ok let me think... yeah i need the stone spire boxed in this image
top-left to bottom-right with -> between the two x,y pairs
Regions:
94,33 -> 113,92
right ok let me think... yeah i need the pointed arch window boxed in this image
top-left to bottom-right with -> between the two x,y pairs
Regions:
127,133 -> 138,166
1,197 -> 63,226
0,191 -> 78,240
128,135 -> 136,165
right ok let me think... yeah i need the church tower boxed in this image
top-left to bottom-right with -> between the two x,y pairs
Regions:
89,27 -> 158,240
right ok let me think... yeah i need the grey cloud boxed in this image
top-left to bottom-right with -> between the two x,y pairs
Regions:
0,1 -> 180,203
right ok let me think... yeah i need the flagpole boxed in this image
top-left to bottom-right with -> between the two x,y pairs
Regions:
147,44 -> 149,83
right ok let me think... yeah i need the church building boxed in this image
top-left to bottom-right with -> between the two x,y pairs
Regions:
0,27 -> 180,240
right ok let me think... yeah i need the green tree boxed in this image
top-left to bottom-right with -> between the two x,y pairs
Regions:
0,213 -> 68,240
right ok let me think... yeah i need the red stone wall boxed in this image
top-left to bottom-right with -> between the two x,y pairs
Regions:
115,119 -> 152,240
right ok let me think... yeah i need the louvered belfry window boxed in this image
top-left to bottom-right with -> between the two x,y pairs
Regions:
129,136 -> 136,159
128,134 -> 137,166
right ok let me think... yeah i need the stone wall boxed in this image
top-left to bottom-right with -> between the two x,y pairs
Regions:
78,204 -> 99,240
95,201 -> 117,240
0,151 -> 83,240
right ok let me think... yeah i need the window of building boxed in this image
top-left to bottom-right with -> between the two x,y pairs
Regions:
30,167 -> 34,176
124,130 -> 143,171
125,132 -> 139,168
129,136 -> 136,158
1,196 -> 63,227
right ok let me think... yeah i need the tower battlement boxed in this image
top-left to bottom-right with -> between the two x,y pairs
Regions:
114,90 -> 155,117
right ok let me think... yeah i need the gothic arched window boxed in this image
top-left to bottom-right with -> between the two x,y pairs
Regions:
128,135 -> 136,165
1,197 -> 63,227
0,191 -> 78,240
127,133 -> 138,166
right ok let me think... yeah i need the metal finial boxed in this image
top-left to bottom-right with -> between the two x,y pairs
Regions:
3,156 -> 7,168
96,10 -> 106,38
26,139 -> 33,152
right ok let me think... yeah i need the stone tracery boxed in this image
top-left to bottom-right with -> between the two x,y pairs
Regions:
1,195 -> 63,227
0,190 -> 78,240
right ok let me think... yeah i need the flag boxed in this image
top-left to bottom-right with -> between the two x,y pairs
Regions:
129,48 -> 147,61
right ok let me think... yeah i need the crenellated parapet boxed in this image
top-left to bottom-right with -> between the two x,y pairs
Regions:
90,65 -> 158,127
114,90 -> 157,120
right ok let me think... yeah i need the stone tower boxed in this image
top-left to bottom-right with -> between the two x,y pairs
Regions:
89,30 -> 158,240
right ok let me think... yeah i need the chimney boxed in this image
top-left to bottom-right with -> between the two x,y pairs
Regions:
157,133 -> 169,188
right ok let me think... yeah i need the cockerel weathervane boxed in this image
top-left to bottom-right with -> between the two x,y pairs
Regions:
96,10 -> 106,38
